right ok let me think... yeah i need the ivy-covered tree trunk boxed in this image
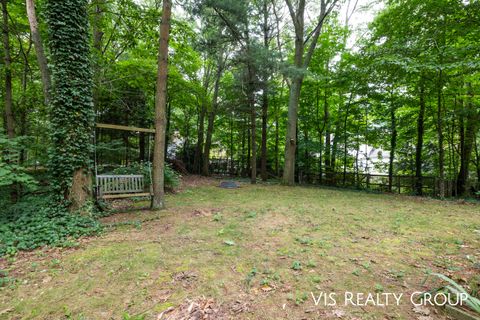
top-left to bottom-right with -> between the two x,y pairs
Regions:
151,0 -> 172,210
46,0 -> 94,211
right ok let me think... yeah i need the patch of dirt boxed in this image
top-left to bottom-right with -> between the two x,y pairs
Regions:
179,175 -> 220,190
158,298 -> 227,320
172,271 -> 198,288
191,208 -> 221,218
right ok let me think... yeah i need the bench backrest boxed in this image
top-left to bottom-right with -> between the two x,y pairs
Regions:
96,175 -> 145,195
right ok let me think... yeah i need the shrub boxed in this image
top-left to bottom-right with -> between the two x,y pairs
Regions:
110,162 -> 180,190
0,196 -> 101,256
0,134 -> 38,192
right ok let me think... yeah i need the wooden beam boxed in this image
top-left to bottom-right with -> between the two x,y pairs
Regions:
96,123 -> 156,134
101,193 -> 152,199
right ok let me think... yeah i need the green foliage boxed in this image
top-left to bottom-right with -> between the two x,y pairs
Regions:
0,134 -> 37,190
291,261 -> 302,271
45,0 -> 94,207
0,196 -> 101,257
0,269 -> 16,288
425,273 -> 480,314
110,162 -> 180,190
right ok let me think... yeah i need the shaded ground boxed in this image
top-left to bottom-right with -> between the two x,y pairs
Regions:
1,176 -> 479,319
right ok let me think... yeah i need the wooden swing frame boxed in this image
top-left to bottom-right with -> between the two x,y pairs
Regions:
94,123 -> 155,200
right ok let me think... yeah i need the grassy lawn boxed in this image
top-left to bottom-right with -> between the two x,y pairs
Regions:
1,178 -> 479,319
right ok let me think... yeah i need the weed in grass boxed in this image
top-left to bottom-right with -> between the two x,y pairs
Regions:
245,267 -> 258,288
291,261 -> 302,271
50,259 -> 61,268
0,270 -> 16,288
30,262 -> 39,272
245,211 -> 257,219
295,237 -> 313,246
362,261 -> 371,271
306,260 -> 317,268
317,239 -> 332,249
389,269 -> 405,279
295,292 -> 309,305
375,284 -> 384,293
212,213 -> 222,222
352,268 -> 360,276
311,275 -> 322,284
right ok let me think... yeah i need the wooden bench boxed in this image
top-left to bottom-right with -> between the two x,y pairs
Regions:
96,174 -> 151,199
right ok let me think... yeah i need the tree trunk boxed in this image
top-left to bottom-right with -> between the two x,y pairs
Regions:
388,104 -> 397,193
437,70 -> 445,197
457,83 -> 478,196
324,91 -> 331,184
260,82 -> 268,181
260,0 -> 269,182
202,57 -> 223,176
282,0 -> 335,185
248,62 -> 257,184
194,103 -> 206,173
202,109 -> 215,176
1,0 -> 14,138
26,0 -> 51,105
151,0 -> 172,210
415,77 -> 426,196
46,0 -> 94,211
283,78 -> 302,185
165,100 -> 171,156
275,103 -> 279,177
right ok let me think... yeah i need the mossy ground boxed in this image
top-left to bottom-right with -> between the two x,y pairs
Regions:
1,177 -> 479,319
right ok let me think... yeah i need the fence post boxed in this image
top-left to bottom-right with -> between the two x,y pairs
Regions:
366,174 -> 371,190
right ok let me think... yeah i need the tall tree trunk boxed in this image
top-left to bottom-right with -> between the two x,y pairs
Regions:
260,82 -> 268,181
248,62 -> 257,184
388,104 -> 397,192
283,78 -> 302,185
331,121 -> 340,185
324,89 -> 331,184
194,103 -> 206,173
26,0 -> 51,105
92,0 -> 104,52
343,102 -> 352,186
457,83 -> 478,196
304,128 -> 310,183
241,118 -> 246,177
415,77 -> 426,196
275,103 -> 279,177
151,0 -> 172,210
437,70 -> 445,197
202,58 -> 223,176
282,0 -> 335,185
165,100 -> 171,156
260,0 -> 269,182
1,0 -> 14,138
